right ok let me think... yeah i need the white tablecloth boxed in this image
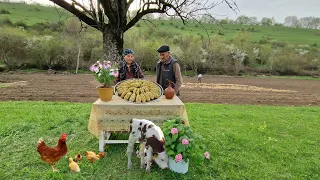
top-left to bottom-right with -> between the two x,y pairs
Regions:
88,95 -> 189,138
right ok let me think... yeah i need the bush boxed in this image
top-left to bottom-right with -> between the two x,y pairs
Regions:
15,20 -> 28,29
0,63 -> 7,72
0,17 -> 13,26
273,53 -> 304,75
184,70 -> 197,77
259,39 -> 269,44
218,30 -> 224,35
0,9 -> 10,14
0,26 -> 29,70
271,41 -> 287,48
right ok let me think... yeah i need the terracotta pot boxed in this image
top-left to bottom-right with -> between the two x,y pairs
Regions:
97,87 -> 113,101
164,80 -> 175,99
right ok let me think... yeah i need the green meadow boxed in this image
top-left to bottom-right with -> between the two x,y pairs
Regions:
0,101 -> 319,179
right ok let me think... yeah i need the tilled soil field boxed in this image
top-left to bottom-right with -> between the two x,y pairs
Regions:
1,72 -> 319,106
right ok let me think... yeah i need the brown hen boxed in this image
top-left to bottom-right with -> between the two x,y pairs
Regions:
36,134 -> 68,172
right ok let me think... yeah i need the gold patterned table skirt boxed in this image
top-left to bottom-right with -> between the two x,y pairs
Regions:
88,95 -> 189,137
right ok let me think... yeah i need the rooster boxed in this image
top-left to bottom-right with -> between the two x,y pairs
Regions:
36,134 -> 68,172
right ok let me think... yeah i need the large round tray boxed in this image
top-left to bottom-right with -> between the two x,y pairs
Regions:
114,79 -> 164,103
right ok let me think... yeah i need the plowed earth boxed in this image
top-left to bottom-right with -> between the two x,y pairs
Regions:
1,72 -> 319,106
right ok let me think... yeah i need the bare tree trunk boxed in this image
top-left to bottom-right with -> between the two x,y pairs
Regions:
75,43 -> 81,74
102,26 -> 124,64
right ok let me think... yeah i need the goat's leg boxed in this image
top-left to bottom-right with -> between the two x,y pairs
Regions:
145,147 -> 153,172
127,134 -> 137,169
139,143 -> 146,168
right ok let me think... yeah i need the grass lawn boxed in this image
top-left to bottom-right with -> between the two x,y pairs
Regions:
0,101 -> 319,179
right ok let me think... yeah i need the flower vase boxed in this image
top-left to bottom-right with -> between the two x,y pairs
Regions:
164,80 -> 175,99
168,157 -> 189,174
97,87 -> 113,101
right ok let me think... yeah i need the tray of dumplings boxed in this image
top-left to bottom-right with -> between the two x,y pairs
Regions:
114,79 -> 163,103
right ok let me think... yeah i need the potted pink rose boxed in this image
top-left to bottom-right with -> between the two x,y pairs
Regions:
162,118 -> 210,174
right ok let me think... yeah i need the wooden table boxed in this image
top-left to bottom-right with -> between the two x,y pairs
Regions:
88,95 -> 189,152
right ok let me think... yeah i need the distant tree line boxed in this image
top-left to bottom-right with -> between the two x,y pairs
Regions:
148,14 -> 320,30
0,17 -> 319,76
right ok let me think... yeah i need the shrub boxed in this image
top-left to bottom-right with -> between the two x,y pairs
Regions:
273,52 -> 304,75
0,9 -> 10,14
0,63 -> 7,72
0,17 -> 13,26
271,41 -> 287,48
218,30 -> 224,35
0,26 -> 28,70
15,20 -> 28,29
259,39 -> 269,44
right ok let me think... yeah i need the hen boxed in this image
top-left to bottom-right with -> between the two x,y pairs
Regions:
36,134 -> 68,172
85,151 -> 100,163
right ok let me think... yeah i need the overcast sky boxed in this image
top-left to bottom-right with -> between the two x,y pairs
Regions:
8,0 -> 320,23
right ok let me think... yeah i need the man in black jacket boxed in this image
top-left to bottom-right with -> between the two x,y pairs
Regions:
156,45 -> 183,96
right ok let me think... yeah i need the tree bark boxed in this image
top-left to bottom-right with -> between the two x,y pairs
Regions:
76,43 -> 81,74
102,26 -> 124,64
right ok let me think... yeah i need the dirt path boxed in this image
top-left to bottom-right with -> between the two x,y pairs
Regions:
1,72 -> 319,106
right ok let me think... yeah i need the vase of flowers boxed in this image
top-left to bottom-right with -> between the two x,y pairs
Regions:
90,60 -> 119,101
162,117 -> 210,174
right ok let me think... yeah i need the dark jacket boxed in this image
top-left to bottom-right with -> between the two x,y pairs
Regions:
156,57 -> 179,91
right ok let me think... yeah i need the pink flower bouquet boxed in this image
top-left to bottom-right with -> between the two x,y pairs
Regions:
90,61 -> 119,88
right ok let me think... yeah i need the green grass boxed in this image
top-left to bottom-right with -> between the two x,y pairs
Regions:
138,20 -> 320,45
0,101 -> 319,179
0,83 -> 9,88
0,2 -> 69,25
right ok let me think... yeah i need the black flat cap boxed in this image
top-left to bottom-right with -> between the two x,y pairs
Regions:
157,45 -> 170,53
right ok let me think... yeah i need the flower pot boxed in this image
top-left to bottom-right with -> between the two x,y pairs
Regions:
168,157 -> 189,174
97,87 -> 113,101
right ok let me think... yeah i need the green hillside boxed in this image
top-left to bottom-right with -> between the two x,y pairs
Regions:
136,20 -> 320,45
0,2 -> 319,46
0,2 -> 69,25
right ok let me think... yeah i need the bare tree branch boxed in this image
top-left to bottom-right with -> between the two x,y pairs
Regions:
49,0 -> 100,30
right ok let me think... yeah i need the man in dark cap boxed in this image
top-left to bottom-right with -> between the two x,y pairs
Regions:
156,45 -> 183,96
116,48 -> 144,83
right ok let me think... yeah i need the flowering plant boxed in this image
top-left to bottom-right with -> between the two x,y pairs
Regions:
162,117 -> 210,164
89,61 -> 119,88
